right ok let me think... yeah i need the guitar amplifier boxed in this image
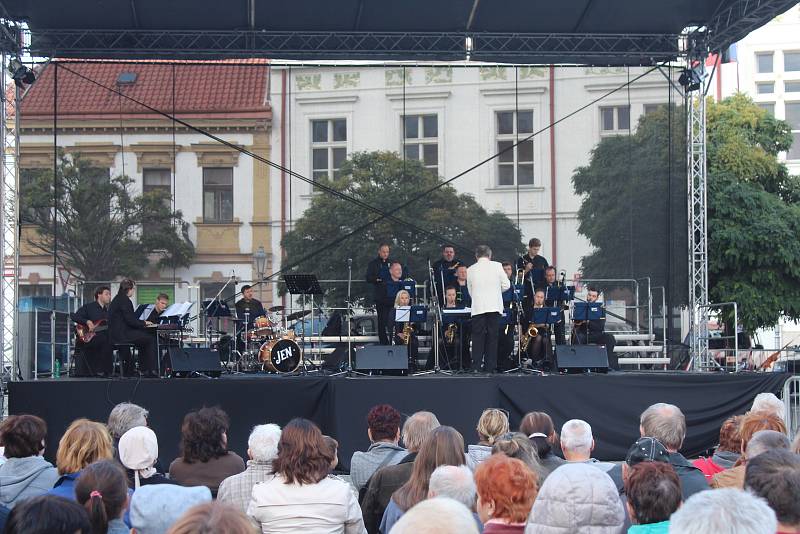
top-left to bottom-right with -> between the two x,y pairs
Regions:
555,344 -> 609,374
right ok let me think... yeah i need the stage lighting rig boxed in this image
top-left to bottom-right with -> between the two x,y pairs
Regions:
678,66 -> 704,93
7,58 -> 35,88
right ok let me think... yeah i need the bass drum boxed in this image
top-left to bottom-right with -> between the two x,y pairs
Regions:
259,337 -> 302,373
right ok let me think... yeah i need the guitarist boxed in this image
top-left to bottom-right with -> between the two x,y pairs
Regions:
71,285 -> 112,377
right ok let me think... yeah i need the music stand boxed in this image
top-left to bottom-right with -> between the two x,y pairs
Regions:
284,274 -> 324,374
440,308 -> 471,374
572,302 -> 604,344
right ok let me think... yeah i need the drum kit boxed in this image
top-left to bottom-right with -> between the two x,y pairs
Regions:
232,305 -> 310,374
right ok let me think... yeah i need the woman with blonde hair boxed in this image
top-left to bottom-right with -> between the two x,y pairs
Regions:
48,418 -> 113,500
468,409 -> 510,466
392,289 -> 421,372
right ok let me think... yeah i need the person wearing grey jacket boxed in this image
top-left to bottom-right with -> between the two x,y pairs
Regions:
350,404 -> 406,491
0,415 -> 59,509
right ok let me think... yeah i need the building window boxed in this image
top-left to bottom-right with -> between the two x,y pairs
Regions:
756,52 -> 774,74
756,82 -> 775,94
643,103 -> 667,115
785,102 -> 800,160
784,51 -> 800,72
785,81 -> 800,93
757,102 -> 775,116
402,114 -> 439,174
18,284 -> 53,298
311,118 -> 347,182
599,105 -> 630,136
496,110 -> 534,186
202,167 -> 233,223
143,168 -> 171,196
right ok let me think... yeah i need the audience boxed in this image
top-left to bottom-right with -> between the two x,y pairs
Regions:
247,418 -> 367,533
468,409 -> 510,466
519,412 -> 565,480
608,436 -> 671,493
380,426 -> 466,533
744,449 -> 800,534
166,501 -> 258,534
636,403 -> 708,498
624,462 -> 681,534
525,463 -> 624,534
50,419 -> 114,500
474,454 -> 537,534
361,411 -> 440,534
750,393 -> 785,421
389,497 -> 479,534
325,435 -> 341,470
0,414 -> 59,508
129,484 -> 212,534
793,430 -> 800,455
74,459 -> 130,534
351,404 -> 406,492
4,494 -> 91,534
427,465 -> 479,530
711,411 -> 787,489
169,407 -> 245,497
491,432 -> 544,481
692,415 -> 742,480
668,487 -> 776,534
559,419 -> 614,472
119,426 -> 174,489
107,403 -> 149,454
218,423 -> 281,514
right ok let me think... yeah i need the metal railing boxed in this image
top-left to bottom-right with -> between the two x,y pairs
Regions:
782,376 -> 800,440
695,301 -> 738,372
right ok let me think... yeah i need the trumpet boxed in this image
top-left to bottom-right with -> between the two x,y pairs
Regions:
401,322 -> 414,345
520,324 -> 539,352
445,323 -> 457,344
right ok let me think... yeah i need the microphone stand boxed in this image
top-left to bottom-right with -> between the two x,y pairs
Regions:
331,258 -> 367,377
414,260 -> 450,375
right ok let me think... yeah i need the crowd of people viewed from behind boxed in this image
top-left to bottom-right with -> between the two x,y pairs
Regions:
0,391 -> 795,533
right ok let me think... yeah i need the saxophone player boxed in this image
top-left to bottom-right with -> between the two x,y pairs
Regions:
441,286 -> 470,371
393,290 -> 421,372
526,289 -> 554,370
497,262 -> 518,370
538,267 -> 567,346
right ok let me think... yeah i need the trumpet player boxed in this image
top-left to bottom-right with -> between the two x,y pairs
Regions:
432,245 -> 463,305
454,265 -> 471,308
497,262 -> 519,370
393,289 -> 421,372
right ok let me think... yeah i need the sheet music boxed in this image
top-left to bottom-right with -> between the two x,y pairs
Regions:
443,307 -> 472,314
162,301 -> 194,318
394,306 -> 411,322
138,304 -> 154,321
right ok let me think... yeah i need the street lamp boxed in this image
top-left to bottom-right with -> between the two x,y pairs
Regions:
252,246 -> 267,302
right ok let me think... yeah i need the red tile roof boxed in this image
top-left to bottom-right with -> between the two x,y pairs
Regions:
20,59 -> 271,121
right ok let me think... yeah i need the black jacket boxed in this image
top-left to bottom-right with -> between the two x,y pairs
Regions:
360,452 -> 416,534
108,293 -> 146,343
70,301 -> 107,325
607,451 -> 709,500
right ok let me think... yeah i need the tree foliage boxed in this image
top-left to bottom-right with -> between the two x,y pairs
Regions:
282,151 -> 524,306
20,154 -> 195,282
574,93 -> 800,333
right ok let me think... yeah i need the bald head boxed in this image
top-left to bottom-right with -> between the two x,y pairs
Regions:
402,411 -> 441,452
640,403 -> 686,451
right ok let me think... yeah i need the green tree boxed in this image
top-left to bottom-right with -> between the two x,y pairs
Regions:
281,151 -> 524,306
574,93 -> 800,334
20,154 -> 195,282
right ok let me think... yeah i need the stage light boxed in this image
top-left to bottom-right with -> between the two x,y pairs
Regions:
7,58 -> 36,88
678,67 -> 703,92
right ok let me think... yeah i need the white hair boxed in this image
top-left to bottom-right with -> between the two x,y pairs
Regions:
640,403 -> 686,450
107,402 -> 149,440
560,419 -> 593,455
668,488 -> 776,534
248,424 -> 281,462
428,465 -> 476,509
390,497 -> 479,534
751,393 -> 785,421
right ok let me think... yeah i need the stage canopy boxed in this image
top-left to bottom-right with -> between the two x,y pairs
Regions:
3,0 -> 798,64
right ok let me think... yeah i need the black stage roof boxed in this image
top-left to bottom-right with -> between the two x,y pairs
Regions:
2,0 -> 798,64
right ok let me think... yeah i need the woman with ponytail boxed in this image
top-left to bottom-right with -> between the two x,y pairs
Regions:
74,460 -> 130,534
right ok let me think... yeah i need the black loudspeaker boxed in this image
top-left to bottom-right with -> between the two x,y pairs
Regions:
167,347 -> 222,377
555,344 -> 608,373
355,345 -> 409,374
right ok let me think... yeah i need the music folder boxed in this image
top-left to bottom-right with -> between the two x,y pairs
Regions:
442,307 -> 471,325
572,302 -> 605,321
531,307 -> 562,325
137,304 -> 154,321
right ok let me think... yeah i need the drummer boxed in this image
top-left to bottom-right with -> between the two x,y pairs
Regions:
235,284 -> 267,329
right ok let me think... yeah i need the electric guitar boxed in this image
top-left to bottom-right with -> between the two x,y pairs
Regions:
75,320 -> 107,343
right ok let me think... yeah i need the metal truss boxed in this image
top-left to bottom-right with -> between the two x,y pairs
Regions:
0,51 -> 18,383
686,48 -> 711,370
706,0 -> 800,52
22,29 -> 681,64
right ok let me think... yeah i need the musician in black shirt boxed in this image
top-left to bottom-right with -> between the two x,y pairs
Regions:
365,243 -> 407,344
453,265 -> 471,308
234,285 -> 266,327
538,267 -> 567,346
573,287 -> 618,370
146,293 -> 170,323
514,237 -> 550,278
108,279 -> 158,377
431,245 -> 463,305
71,285 -> 113,376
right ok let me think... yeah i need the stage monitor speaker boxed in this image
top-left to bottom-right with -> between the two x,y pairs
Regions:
167,347 -> 222,377
354,345 -> 409,374
555,344 -> 608,373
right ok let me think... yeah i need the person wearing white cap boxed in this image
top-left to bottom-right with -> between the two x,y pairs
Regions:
118,426 -> 174,490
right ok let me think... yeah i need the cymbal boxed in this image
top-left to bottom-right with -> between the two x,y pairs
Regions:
268,305 -> 285,312
285,309 -> 312,321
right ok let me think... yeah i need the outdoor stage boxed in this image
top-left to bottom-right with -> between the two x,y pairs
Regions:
9,372 -> 789,471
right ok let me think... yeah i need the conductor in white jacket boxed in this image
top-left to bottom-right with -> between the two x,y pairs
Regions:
466,245 -> 510,373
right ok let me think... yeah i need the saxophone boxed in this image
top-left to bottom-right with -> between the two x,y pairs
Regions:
520,324 -> 539,352
401,322 -> 414,345
445,323 -> 457,344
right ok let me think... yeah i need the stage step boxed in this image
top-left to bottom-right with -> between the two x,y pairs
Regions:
618,357 -> 671,365
612,333 -> 655,342
613,345 -> 664,353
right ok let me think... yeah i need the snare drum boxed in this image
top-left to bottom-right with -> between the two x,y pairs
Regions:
259,337 -> 302,373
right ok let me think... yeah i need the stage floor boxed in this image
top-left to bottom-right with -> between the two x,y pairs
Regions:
9,372 -> 788,471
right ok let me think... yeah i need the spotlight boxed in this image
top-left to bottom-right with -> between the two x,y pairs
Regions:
678,67 -> 703,93
7,58 -> 36,89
